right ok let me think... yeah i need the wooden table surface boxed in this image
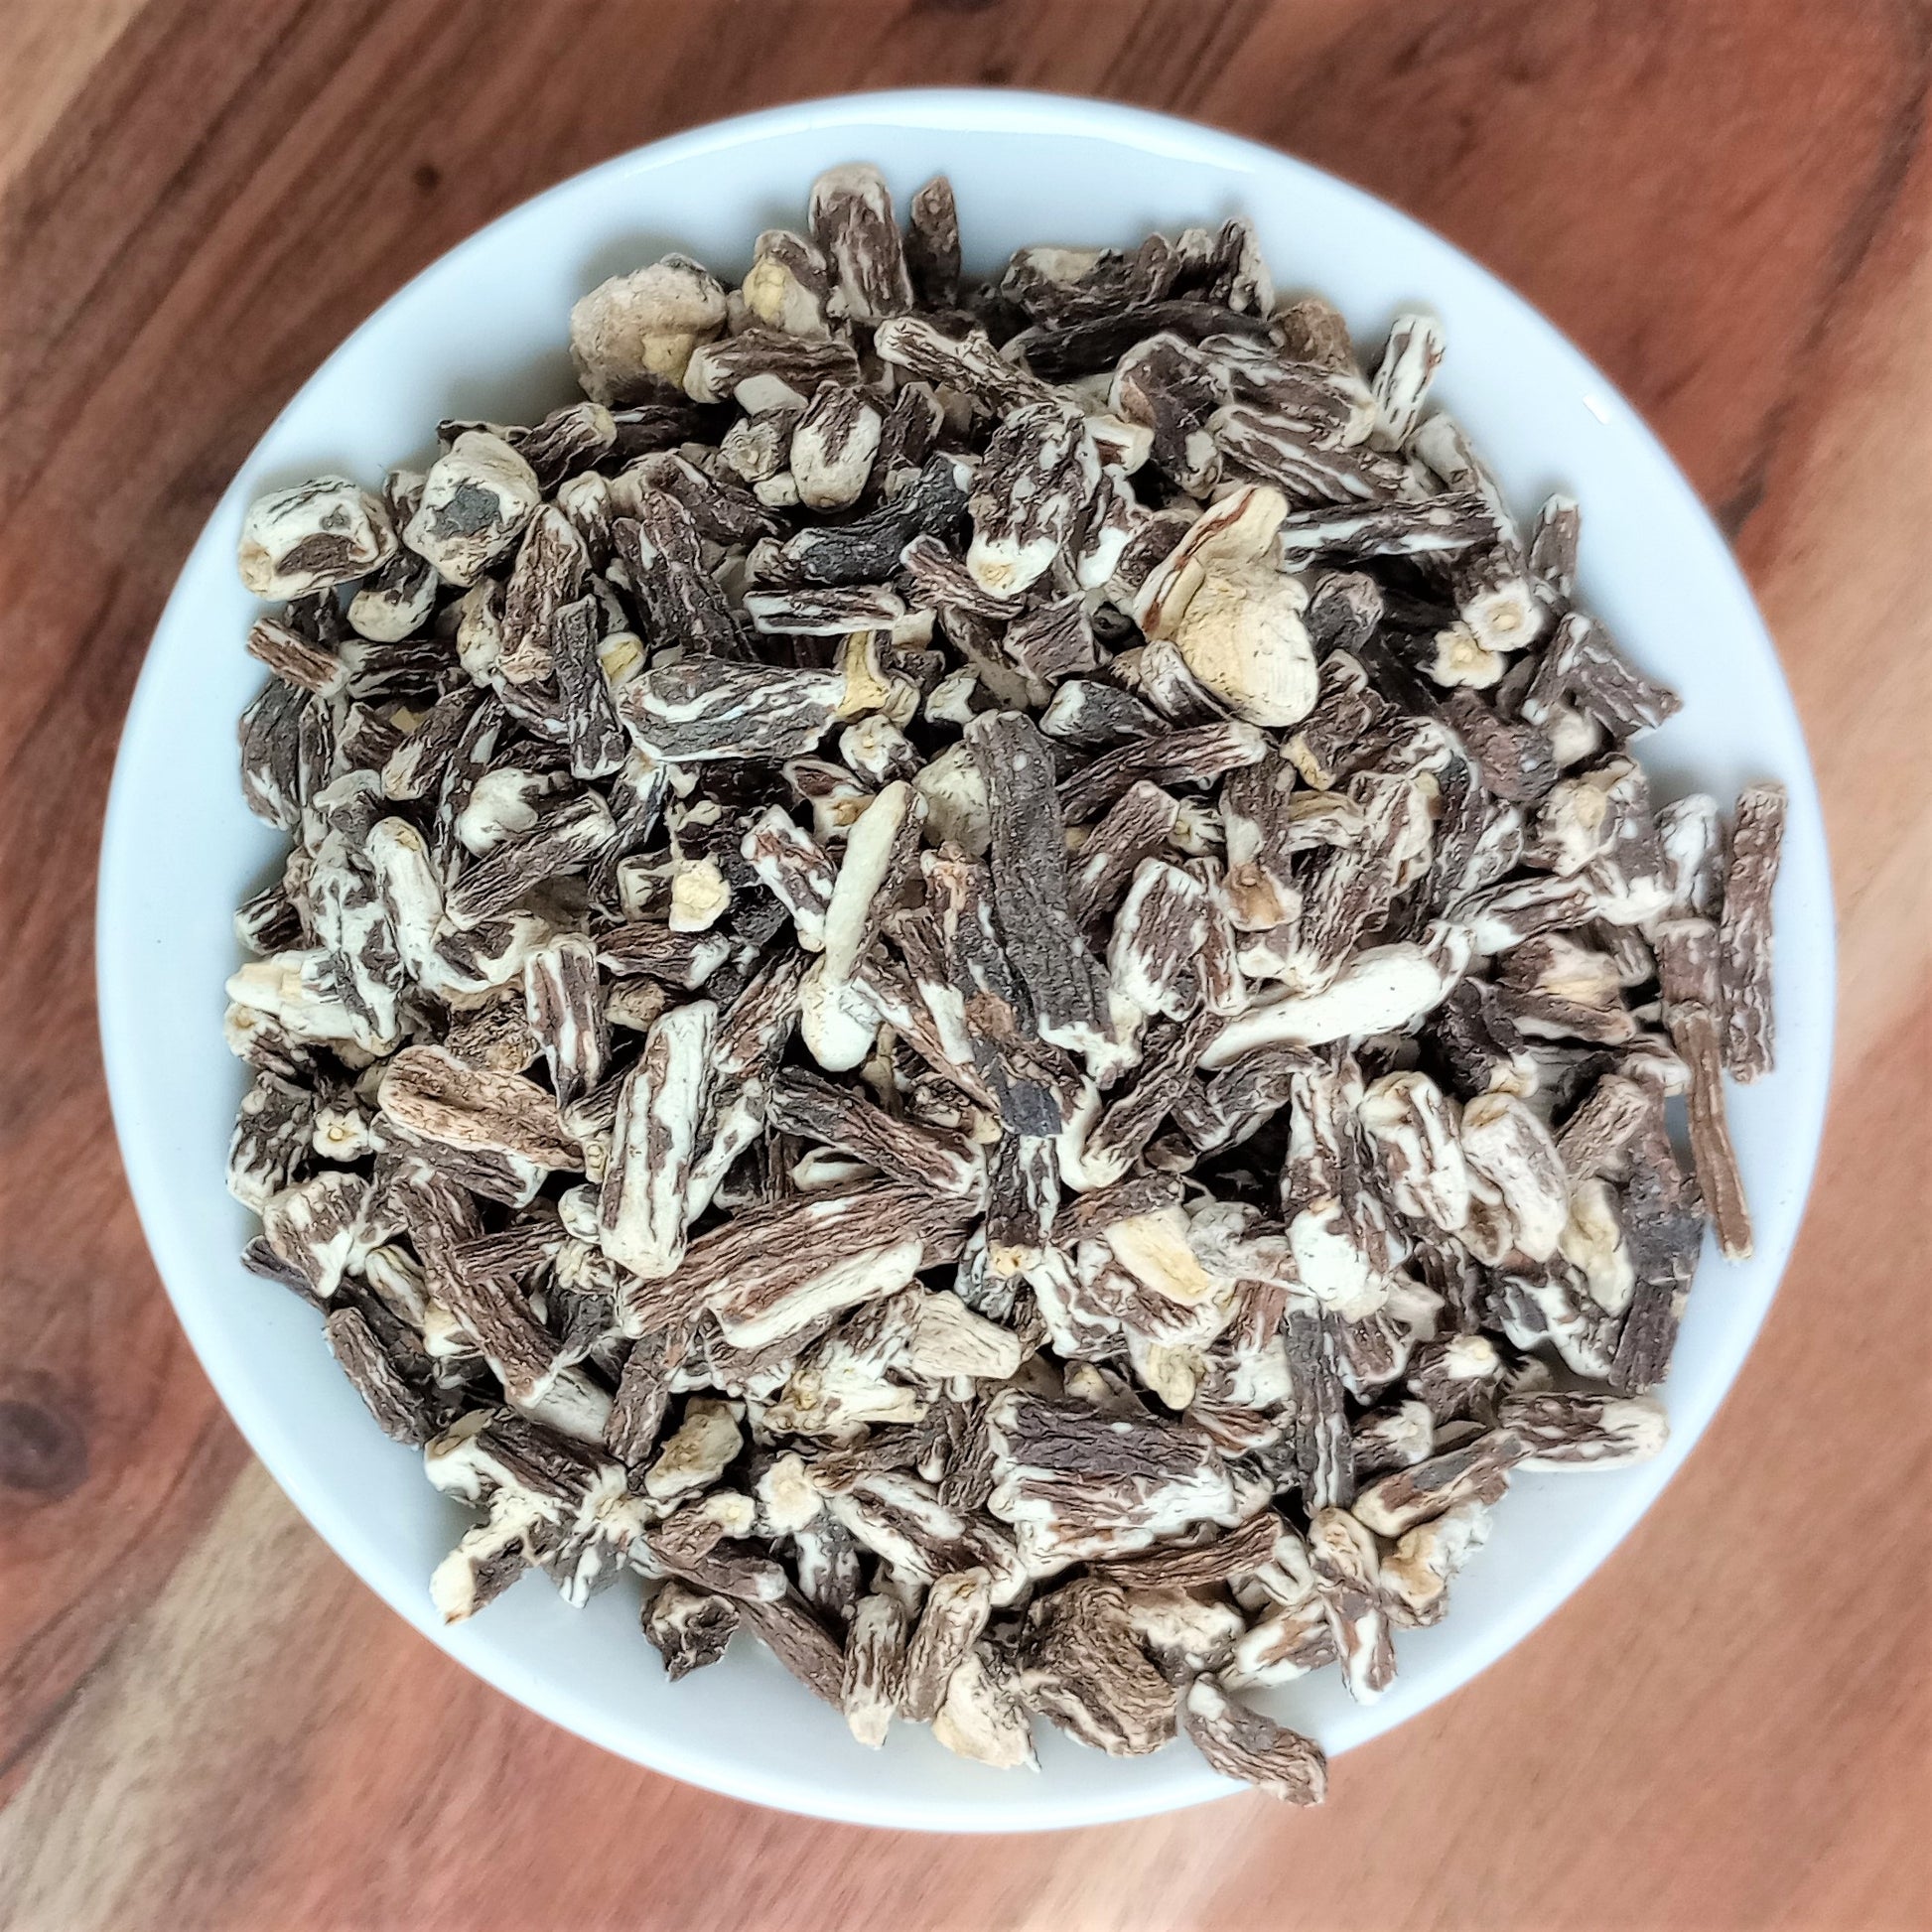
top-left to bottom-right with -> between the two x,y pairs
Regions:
2,2 -> 1927,1927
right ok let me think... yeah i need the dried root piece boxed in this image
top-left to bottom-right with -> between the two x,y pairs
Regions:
1653,917 -> 1753,1261
1135,485 -> 1318,728
741,805 -> 836,951
1020,1578 -> 1176,1755
969,710 -> 1110,1056
1226,1597 -> 1336,1688
933,1645 -> 1038,1770
1609,1111 -> 1704,1393
985,1390 -> 1239,1568
1181,1675 -> 1327,1804
840,1591 -> 909,1747
1523,611 -> 1680,740
967,403 -> 1095,597
1719,780 -> 1786,1081
1203,939 -> 1464,1065
791,383 -> 884,512
900,1567 -> 995,1724
324,1307 -> 435,1444
902,177 -> 960,307
1359,1070 -> 1469,1233
737,1595 -> 847,1707
686,330 -> 863,414
238,479 -> 394,600
875,316 -> 1048,417
523,933 -> 607,1113
1381,1501 -> 1490,1626
1369,313 -> 1446,450
405,433 -> 542,587
1096,1509 -> 1282,1590
679,1183 -> 956,1349
1285,1303 -> 1353,1508
377,1047 -> 580,1171
810,163 -> 913,323
644,1580 -> 740,1680
599,1000 -> 716,1296
620,657 -> 840,763
1309,1506 -> 1396,1702
571,256 -> 728,400
1458,1090 -> 1569,1263
1496,1391 -> 1667,1468
768,1067 -> 980,1196
1351,1430 -> 1523,1538
549,597 -> 628,779
225,163 -> 1778,1807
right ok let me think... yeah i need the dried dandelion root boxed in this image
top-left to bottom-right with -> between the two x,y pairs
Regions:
225,163 -> 1782,1805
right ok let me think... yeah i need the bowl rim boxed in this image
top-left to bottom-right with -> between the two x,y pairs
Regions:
96,85 -> 1836,1833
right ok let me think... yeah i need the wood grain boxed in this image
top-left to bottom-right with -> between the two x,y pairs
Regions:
2,2 -> 1927,1927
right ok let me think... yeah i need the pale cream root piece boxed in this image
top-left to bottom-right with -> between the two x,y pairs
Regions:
570,255 -> 728,399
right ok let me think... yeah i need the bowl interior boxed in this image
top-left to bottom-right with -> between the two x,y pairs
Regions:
97,89 -> 1834,1832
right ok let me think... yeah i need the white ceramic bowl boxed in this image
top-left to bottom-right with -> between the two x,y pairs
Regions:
98,89 -> 1834,1832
